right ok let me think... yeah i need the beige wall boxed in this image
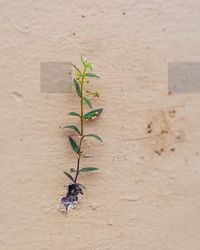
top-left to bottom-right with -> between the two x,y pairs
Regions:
1,0 -> 200,249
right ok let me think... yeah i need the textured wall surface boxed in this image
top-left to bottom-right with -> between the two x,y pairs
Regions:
0,0 -> 200,249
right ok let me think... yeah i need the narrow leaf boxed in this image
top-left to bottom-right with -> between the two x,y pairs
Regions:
83,96 -> 92,109
68,112 -> 81,117
63,171 -> 75,182
83,108 -> 103,120
80,167 -> 99,172
82,155 -> 94,158
87,63 -> 93,71
85,73 -> 99,78
85,134 -> 103,143
63,125 -> 81,135
69,136 -> 80,154
81,56 -> 86,66
72,64 -> 81,73
74,79 -> 81,97
81,57 -> 93,71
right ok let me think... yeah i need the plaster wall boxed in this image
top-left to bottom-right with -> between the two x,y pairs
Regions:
0,1 -> 200,249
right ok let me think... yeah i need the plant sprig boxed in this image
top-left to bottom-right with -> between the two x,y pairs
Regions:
64,57 -> 103,185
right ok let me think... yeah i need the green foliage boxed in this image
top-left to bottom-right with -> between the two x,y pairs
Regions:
86,90 -> 100,98
86,63 -> 93,71
63,171 -> 75,182
63,125 -> 81,135
72,64 -> 81,73
68,112 -> 81,117
69,136 -> 80,154
81,56 -> 86,66
82,155 -> 94,158
83,108 -> 103,120
74,79 -> 81,97
80,167 -> 99,172
85,73 -> 99,78
81,56 -> 93,71
83,96 -> 92,109
85,134 -> 103,143
63,57 -> 103,188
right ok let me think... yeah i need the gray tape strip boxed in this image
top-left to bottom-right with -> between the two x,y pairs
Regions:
168,62 -> 200,93
40,62 -> 72,93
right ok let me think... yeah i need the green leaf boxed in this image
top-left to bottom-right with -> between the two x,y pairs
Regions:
70,168 -> 77,173
81,57 -> 93,71
85,134 -> 103,143
87,63 -> 93,71
83,96 -> 92,109
72,64 -> 81,73
69,136 -> 80,154
68,112 -> 81,117
63,171 -> 75,182
83,108 -> 103,120
85,73 -> 99,78
81,56 -> 86,66
74,79 -> 81,97
80,167 -> 99,172
63,125 -> 81,135
82,155 -> 94,158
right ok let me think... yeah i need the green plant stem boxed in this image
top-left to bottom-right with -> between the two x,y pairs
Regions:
74,136 -> 83,183
74,66 -> 86,183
